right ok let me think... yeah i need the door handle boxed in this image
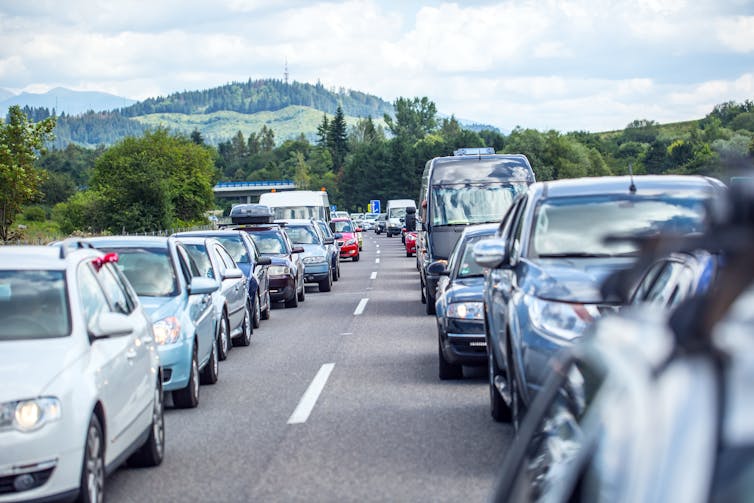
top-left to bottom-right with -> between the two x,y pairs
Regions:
126,348 -> 137,360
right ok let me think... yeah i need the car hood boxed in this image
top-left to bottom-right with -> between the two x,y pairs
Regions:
0,338 -> 86,401
140,294 -> 185,321
520,257 -> 634,304
444,277 -> 485,304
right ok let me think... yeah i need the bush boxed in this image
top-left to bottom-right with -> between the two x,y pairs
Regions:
22,206 -> 47,222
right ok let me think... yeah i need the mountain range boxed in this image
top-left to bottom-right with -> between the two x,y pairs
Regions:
4,80 -> 500,148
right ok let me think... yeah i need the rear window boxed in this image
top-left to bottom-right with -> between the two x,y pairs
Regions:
0,270 -> 70,340
247,229 -> 288,255
101,247 -> 178,297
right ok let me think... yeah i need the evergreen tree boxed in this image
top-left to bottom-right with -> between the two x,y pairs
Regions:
327,106 -> 348,172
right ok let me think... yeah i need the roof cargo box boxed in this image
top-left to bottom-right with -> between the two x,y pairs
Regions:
230,204 -> 275,224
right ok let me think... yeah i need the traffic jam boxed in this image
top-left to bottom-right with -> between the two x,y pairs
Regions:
2,147 -> 753,502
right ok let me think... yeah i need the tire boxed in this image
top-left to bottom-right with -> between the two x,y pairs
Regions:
507,348 -> 526,431
129,377 -> 165,467
406,250 -> 412,257
234,301 -> 252,347
319,272 -> 332,292
425,286 -> 436,315
420,277 -> 426,304
216,313 -> 230,361
285,284 -> 299,308
438,334 -> 463,380
200,335 -> 219,385
261,290 -> 271,320
298,279 -> 306,301
332,262 -> 339,282
173,348 -> 199,408
252,293 -> 261,329
489,348 -> 512,422
353,253 -> 360,262
78,415 -> 105,503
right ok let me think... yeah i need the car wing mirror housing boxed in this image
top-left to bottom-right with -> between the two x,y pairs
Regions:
223,267 -> 244,280
89,312 -> 133,340
473,239 -> 509,269
189,276 -> 219,295
292,246 -> 305,254
257,256 -> 272,266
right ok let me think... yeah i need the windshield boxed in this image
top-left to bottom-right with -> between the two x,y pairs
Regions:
388,208 -> 406,219
332,221 -> 353,233
0,270 -> 70,340
431,183 -> 527,226
106,247 -> 178,297
248,229 -> 288,255
531,194 -> 709,257
215,236 -> 249,264
286,225 -> 321,245
273,206 -> 324,220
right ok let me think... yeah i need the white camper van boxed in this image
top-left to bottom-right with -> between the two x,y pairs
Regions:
385,199 -> 417,237
258,190 -> 331,222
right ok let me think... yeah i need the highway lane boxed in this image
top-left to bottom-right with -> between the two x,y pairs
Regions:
107,232 -> 513,502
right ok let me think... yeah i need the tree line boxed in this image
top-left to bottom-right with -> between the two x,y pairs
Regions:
2,97 -> 753,241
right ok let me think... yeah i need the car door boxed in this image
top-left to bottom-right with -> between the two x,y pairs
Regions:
176,244 -> 214,364
246,233 -> 269,298
96,261 -> 154,452
214,243 -> 246,330
77,261 -> 138,463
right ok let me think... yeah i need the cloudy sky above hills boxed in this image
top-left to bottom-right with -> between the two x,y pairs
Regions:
1,0 -> 753,132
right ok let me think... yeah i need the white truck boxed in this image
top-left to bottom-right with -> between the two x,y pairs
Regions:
258,190 -> 331,222
385,199 -> 417,237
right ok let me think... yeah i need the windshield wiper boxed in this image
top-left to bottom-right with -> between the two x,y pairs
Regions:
537,252 -> 613,258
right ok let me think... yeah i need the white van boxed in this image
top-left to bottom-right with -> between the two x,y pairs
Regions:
385,199 -> 417,237
258,190 -> 331,222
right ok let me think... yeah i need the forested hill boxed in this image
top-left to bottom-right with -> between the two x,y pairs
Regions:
120,79 -> 394,118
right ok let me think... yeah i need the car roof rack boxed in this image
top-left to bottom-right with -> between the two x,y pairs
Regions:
55,238 -> 96,259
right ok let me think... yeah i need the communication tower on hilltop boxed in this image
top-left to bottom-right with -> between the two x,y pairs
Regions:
284,58 -> 289,85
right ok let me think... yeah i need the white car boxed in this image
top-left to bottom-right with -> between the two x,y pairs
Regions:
0,243 -> 164,502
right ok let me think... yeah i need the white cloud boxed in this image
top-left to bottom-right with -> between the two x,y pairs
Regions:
717,16 -> 754,52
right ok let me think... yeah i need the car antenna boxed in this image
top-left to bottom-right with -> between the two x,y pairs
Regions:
628,162 -> 637,193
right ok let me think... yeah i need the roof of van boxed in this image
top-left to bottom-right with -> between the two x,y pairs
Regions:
429,154 -> 535,184
258,190 -> 329,206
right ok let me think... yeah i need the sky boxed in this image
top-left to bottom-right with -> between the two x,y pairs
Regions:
1,0 -> 753,132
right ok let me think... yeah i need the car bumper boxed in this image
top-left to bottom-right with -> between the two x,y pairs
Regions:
157,337 -> 193,392
405,242 -> 416,254
440,319 -> 486,366
339,245 -> 359,258
269,275 -> 295,301
0,421 -> 83,502
303,263 -> 329,283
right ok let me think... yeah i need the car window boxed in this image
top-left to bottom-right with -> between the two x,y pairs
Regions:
332,220 -> 353,233
78,264 -> 112,324
642,261 -> 691,307
176,245 -> 200,283
455,237 -> 488,278
0,270 -> 70,340
97,262 -> 134,314
631,260 -> 669,304
248,230 -> 287,254
287,225 -> 320,245
183,243 -> 215,279
216,245 -> 237,271
105,247 -> 178,297
509,196 -> 528,263
216,235 -> 249,264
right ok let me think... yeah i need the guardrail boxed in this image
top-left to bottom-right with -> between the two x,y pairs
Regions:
214,180 -> 296,188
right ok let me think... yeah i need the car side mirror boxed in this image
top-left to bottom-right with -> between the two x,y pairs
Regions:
427,260 -> 449,276
89,311 -> 133,340
473,239 -> 509,269
324,237 -> 334,245
292,246 -> 305,254
355,227 -> 362,233
188,276 -> 219,295
257,256 -> 272,266
223,267 -> 244,280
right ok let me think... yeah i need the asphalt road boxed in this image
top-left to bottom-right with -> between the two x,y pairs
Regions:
108,232 -> 513,502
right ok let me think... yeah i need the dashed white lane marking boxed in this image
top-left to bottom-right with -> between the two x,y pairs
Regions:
354,298 -> 369,315
375,258 -> 380,264
370,272 -> 377,280
376,250 -> 381,254
287,363 -> 335,424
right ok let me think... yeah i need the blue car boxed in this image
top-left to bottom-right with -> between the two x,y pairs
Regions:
278,219 -> 334,292
315,219 -> 341,282
432,223 -> 497,380
174,230 -> 272,327
87,236 -> 219,409
473,175 -> 726,426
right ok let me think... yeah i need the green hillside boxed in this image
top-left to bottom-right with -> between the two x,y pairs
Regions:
132,105 -> 385,144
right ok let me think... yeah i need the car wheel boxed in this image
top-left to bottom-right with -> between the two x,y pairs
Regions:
507,348 -> 526,431
353,253 -> 360,262
173,347 -> 199,408
235,301 -> 252,347
261,290 -> 271,320
285,284 -> 299,308
438,334 -> 462,380
217,313 -> 230,361
332,262 -> 339,282
298,279 -> 306,301
489,348 -> 512,422
319,272 -> 332,292
79,415 -> 105,503
200,335 -> 219,385
252,293 -> 261,329
425,287 -> 436,315
420,277 -> 426,304
406,250 -> 412,257
129,377 -> 165,467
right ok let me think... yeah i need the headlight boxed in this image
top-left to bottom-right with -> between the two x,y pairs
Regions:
0,398 -> 61,432
303,256 -> 326,264
527,296 -> 599,341
268,265 -> 291,276
447,302 -> 484,320
153,316 -> 181,345
346,239 -> 357,246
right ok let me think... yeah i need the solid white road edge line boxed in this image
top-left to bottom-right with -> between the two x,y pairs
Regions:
354,298 -> 369,315
287,363 -> 336,425
370,272 -> 377,280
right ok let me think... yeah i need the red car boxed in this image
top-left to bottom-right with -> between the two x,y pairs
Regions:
331,218 -> 360,262
405,231 -> 417,257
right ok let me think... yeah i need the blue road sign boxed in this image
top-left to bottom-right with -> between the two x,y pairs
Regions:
370,199 -> 381,213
